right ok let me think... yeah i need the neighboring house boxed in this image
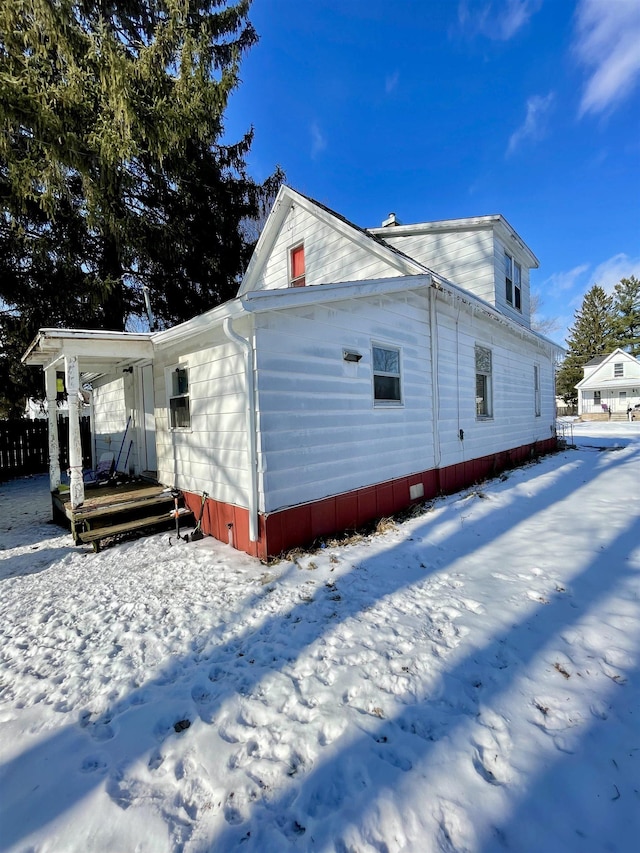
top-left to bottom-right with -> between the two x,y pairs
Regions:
575,349 -> 640,419
23,186 -> 561,558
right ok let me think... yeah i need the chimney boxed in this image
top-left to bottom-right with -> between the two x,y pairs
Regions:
381,212 -> 401,227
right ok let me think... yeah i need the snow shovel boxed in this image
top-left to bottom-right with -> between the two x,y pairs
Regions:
170,489 -> 187,542
190,491 -> 208,542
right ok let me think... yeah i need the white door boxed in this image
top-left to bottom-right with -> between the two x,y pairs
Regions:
140,363 -> 157,473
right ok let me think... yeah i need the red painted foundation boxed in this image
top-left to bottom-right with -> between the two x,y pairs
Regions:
182,437 -> 557,560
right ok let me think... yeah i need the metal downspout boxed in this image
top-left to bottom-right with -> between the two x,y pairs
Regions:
222,317 -> 259,542
429,287 -> 441,470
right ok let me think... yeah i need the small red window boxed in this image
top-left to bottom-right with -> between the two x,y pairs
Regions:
290,245 -> 305,287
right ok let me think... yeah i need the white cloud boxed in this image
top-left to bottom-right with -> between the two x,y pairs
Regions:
507,92 -> 554,155
458,0 -> 542,41
542,264 -> 590,293
310,122 -> 326,159
590,253 -> 640,294
545,255 -> 640,301
385,71 -> 400,95
573,0 -> 640,116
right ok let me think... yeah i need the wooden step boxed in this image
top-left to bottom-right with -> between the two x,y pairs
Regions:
78,508 -> 193,550
73,491 -> 175,522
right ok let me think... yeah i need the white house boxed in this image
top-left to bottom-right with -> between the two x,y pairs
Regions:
23,186 -> 561,558
575,348 -> 640,419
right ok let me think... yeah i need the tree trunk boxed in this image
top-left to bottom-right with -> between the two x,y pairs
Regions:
99,231 -> 126,331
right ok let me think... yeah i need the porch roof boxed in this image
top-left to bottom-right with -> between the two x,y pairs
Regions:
22,328 -> 154,377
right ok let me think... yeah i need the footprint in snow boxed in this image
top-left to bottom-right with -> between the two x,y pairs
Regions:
437,799 -> 477,853
372,740 -> 413,772
148,750 -> 165,771
471,711 -> 513,786
191,683 -> 212,704
460,597 -> 484,614
89,721 -> 116,742
79,754 -> 109,774
526,589 -> 550,604
472,747 -> 510,786
227,739 -> 260,770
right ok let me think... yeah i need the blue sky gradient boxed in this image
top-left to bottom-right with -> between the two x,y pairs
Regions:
225,0 -> 640,343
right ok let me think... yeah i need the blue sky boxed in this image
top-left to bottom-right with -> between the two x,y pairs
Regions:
224,0 -> 640,344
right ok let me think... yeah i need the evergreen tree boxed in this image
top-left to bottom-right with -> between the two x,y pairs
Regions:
0,176 -> 111,416
0,0 -> 281,414
612,275 -> 640,356
556,284 -> 617,406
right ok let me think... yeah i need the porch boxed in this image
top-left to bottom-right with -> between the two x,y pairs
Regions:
54,479 -> 193,552
21,328 -> 157,511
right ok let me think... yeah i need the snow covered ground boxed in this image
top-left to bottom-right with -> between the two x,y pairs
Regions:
1,421 -> 639,853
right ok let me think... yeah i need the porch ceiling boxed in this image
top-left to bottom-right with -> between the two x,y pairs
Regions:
22,328 -> 154,376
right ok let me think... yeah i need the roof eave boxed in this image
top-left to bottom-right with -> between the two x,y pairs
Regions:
370,214 -> 539,269
22,329 -> 154,367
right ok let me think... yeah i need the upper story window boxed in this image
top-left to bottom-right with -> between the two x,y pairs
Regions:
169,365 -> 190,429
504,252 -> 522,311
614,362 -> 624,378
373,345 -> 402,405
289,244 -> 306,287
475,345 -> 493,419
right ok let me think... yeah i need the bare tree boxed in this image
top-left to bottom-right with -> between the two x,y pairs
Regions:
530,292 -> 561,337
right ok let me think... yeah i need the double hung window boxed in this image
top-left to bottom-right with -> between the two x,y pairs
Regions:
504,252 -> 522,310
169,366 -> 190,429
373,345 -> 402,404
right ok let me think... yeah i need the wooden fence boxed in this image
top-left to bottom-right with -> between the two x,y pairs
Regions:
0,417 -> 92,481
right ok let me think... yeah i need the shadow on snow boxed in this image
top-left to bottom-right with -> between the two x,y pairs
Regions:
1,444 -> 639,851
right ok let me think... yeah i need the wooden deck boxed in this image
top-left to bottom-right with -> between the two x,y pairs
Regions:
53,480 -> 193,551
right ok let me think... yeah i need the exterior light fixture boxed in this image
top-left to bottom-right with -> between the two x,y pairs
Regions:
343,349 -> 363,363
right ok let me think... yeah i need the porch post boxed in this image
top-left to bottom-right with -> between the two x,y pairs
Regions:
65,355 -> 85,509
44,366 -> 61,491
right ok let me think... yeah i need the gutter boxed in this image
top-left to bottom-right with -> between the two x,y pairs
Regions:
222,317 -> 259,543
429,286 -> 441,468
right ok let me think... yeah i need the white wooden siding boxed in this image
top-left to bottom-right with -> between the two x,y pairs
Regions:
147,292 -> 554,517
382,230 -> 496,304
254,205 -> 404,291
493,236 -> 531,328
433,295 -> 555,469
254,287 -> 556,513
254,290 -> 434,512
601,359 -> 640,383
153,324 -> 250,505
91,373 -> 136,469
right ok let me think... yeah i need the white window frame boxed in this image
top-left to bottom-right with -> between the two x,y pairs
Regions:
504,252 -> 522,311
614,362 -> 624,378
475,344 -> 493,419
166,363 -> 191,431
534,364 -> 541,417
514,260 -> 522,310
289,243 -> 306,288
504,252 -> 513,305
372,343 -> 402,406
